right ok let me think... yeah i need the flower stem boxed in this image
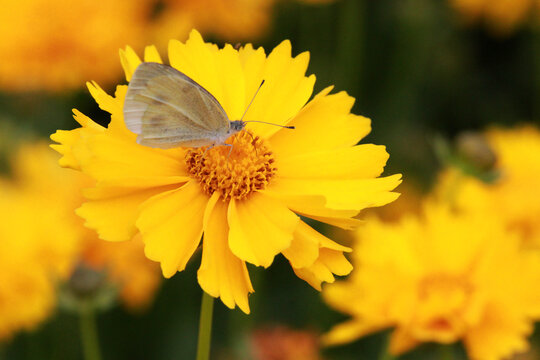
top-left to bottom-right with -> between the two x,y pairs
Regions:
439,345 -> 455,360
79,304 -> 102,360
378,334 -> 397,360
196,291 -> 214,360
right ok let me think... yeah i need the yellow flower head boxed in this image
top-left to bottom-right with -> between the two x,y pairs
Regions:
153,0 -> 273,44
6,143 -> 161,312
0,187 -> 57,341
0,143 -> 82,340
437,125 -> 540,248
51,30 -> 401,314
0,0 -> 151,91
323,201 -> 540,360
450,0 -> 537,33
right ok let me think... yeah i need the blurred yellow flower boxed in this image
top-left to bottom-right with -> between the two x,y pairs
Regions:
450,0 -> 538,33
51,30 -> 401,314
323,201 -> 540,360
437,125 -> 540,247
0,143 -> 81,340
0,0 -> 152,92
82,234 -> 161,310
0,187 -> 58,341
153,0 -> 273,44
323,203 -> 540,360
7,143 -> 161,312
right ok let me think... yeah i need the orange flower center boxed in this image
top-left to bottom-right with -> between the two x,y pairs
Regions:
185,131 -> 276,201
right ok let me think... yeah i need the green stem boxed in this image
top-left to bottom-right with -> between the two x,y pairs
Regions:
79,304 -> 102,360
378,334 -> 397,360
439,344 -> 455,360
196,292 -> 215,360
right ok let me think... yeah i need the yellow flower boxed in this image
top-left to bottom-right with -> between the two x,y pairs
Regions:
437,125 -> 540,248
322,201 -> 540,360
0,187 -> 56,341
51,30 -> 401,314
153,0 -> 273,44
82,234 -> 161,310
12,142 -> 162,310
450,0 -> 537,33
0,0 -> 151,91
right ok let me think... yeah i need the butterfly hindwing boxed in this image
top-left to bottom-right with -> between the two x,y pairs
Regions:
124,62 -> 230,149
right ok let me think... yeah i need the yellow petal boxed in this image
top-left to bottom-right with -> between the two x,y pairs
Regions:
50,110 -> 104,170
238,44 -> 267,115
267,175 -> 402,211
245,42 -> 315,138
277,144 -> 389,180
137,181 -> 208,278
82,133 -> 189,187
389,328 -> 422,355
77,185 -> 175,243
262,192 -> 361,230
269,88 -> 371,158
119,46 -> 142,82
87,81 -> 121,116
198,193 -> 254,314
323,320 -> 386,346
228,192 -> 299,267
168,30 -> 223,106
293,248 -> 353,291
282,221 -> 320,269
144,45 -> 162,63
214,44 -> 245,120
465,304 -> 532,360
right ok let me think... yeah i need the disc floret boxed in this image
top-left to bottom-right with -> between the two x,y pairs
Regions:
185,131 -> 276,201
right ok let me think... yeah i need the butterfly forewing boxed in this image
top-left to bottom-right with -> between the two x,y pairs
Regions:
124,62 -> 231,149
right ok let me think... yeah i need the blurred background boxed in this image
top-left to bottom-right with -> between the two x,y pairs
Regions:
0,0 -> 539,359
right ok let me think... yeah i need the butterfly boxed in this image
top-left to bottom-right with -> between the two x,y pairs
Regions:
123,62 -> 293,150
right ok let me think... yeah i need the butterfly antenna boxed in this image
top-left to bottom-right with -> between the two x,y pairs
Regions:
240,80 -> 265,122
242,120 -> 295,130
240,80 -> 296,130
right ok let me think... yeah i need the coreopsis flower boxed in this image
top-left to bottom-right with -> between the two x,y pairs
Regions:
322,201 -> 540,360
0,187 -> 58,341
51,30 -> 401,313
437,125 -> 540,248
81,234 -> 161,310
449,0 -> 538,33
12,143 -> 162,310
0,149 -> 81,341
153,0 -> 273,44
0,0 -> 152,91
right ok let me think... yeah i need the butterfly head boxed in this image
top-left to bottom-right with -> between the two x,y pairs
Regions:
230,120 -> 246,134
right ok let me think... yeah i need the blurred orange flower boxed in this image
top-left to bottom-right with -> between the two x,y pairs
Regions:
250,326 -> 323,360
450,0 -> 538,33
0,0 -> 152,92
152,0 -> 273,45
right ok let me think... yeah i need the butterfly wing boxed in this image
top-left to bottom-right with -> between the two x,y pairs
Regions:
124,62 -> 230,149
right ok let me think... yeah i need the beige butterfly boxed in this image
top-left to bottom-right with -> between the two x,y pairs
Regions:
124,62 -> 293,149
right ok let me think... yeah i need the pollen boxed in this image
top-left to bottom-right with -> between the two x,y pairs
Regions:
185,131 -> 276,201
